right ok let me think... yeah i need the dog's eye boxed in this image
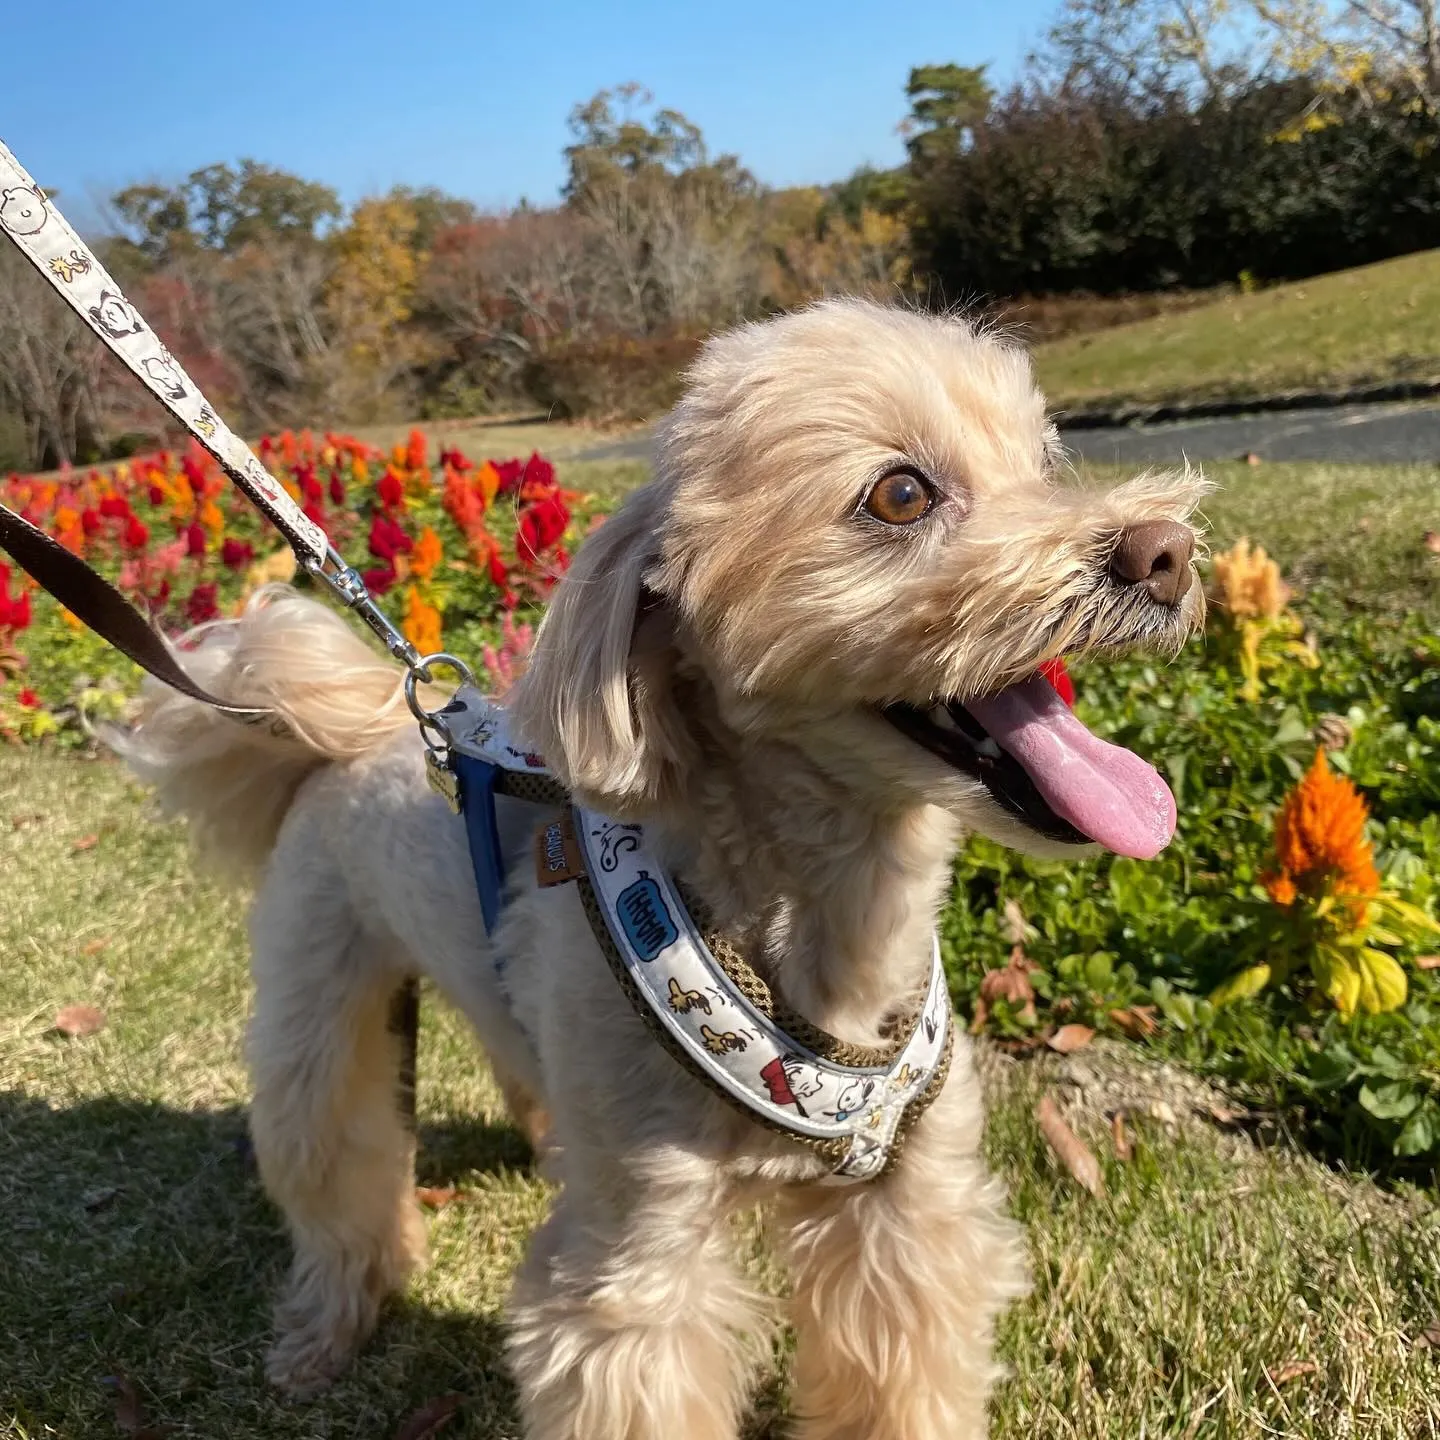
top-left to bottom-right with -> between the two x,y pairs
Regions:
863,468 -> 934,526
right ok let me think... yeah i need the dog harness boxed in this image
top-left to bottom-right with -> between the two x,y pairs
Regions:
430,687 -> 954,1185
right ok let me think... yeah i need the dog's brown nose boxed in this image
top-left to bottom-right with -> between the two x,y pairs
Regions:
1110,520 -> 1195,606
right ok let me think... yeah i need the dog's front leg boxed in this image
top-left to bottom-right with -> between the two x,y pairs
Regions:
506,1148 -> 767,1440
778,1054 -> 1028,1440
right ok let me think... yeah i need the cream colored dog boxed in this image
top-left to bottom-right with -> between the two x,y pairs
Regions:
113,299 -> 1206,1440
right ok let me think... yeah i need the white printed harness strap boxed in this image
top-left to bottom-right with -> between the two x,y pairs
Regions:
438,687 -> 955,1185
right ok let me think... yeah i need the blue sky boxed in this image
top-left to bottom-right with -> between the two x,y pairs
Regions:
4,1 -> 1053,229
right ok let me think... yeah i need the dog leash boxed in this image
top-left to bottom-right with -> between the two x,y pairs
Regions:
0,138 -> 475,1122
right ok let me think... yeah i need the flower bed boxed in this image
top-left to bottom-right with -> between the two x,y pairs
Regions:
0,428 -> 593,737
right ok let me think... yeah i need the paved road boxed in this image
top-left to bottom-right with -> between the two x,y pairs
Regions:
577,400 -> 1440,468
1066,399 -> 1440,466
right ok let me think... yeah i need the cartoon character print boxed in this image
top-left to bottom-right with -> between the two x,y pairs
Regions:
700,1025 -> 748,1055
505,744 -> 548,770
825,1076 -> 878,1124
759,1054 -> 823,1117
667,977 -> 711,1016
243,457 -> 286,507
142,349 -> 186,400
48,250 -> 92,284
0,185 -> 48,236
88,290 -> 144,339
193,407 -> 219,440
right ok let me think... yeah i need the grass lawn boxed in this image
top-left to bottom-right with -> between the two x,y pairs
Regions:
1034,249 -> 1440,413
3,454 -> 1440,1438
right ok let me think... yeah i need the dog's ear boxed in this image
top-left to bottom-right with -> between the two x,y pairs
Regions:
506,481 -> 691,816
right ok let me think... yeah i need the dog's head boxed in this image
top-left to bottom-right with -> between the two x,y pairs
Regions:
509,299 -> 1207,860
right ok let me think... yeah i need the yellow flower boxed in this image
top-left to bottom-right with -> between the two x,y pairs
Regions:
1212,538 -> 1289,621
402,586 -> 442,656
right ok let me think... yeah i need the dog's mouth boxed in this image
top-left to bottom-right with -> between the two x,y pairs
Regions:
883,672 -> 1176,859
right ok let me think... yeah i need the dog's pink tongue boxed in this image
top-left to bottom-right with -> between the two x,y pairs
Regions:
964,676 -> 1176,859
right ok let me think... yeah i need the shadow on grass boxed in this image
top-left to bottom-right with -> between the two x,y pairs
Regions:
0,1090 -> 537,1438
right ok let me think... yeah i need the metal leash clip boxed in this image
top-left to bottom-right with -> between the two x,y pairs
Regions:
404,652 -> 475,813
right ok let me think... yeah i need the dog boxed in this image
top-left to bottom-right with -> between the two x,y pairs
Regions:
111,298 -> 1206,1439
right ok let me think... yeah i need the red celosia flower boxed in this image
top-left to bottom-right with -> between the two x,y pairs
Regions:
361,564 -> 397,595
494,458 -> 525,493
1039,658 -> 1075,707
517,493 -> 570,565
81,507 -> 102,536
123,516 -> 150,550
303,501 -> 327,531
377,469 -> 405,510
99,496 -> 131,520
183,453 -> 208,488
17,687 -> 39,709
184,521 -> 206,557
439,446 -> 472,473
520,451 -> 556,495
0,565 -> 31,631
148,484 -> 165,506
296,462 -> 322,508
328,473 -> 345,507
221,538 -> 255,569
185,582 -> 220,625
368,513 -> 413,561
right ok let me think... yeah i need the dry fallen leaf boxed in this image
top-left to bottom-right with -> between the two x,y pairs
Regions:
1108,1005 -> 1159,1039
1416,955 -> 1440,971
978,945 -> 1041,1024
1111,1110 -> 1133,1162
10,811 -> 44,830
54,1004 -> 107,1038
71,833 -> 99,853
393,1394 -> 463,1440
103,1373 -> 168,1438
1268,1359 -> 1318,1386
82,937 -> 111,957
1036,1094 -> 1104,1196
1046,1023 -> 1095,1054
415,1185 -> 459,1209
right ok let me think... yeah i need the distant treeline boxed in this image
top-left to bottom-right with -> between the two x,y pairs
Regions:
3,0 -> 1437,467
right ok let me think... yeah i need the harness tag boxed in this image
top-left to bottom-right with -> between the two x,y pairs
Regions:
535,810 -> 586,888
425,750 -> 462,813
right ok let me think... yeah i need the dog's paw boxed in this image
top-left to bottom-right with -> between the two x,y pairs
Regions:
264,1328 -> 355,1397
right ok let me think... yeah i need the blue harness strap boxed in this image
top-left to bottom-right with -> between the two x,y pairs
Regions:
454,751 -> 505,934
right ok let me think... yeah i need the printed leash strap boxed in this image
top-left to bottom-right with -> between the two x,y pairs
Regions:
0,140 -> 460,699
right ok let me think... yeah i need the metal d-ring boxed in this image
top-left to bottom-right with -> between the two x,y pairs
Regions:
404,651 -> 475,749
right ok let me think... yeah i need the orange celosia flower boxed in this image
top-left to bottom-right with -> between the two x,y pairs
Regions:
411,525 -> 444,583
406,428 -> 427,474
476,460 -> 500,510
198,499 -> 226,540
402,586 -> 442,656
1265,748 -> 1380,920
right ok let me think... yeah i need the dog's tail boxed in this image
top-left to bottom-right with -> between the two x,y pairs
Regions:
107,584 -> 421,878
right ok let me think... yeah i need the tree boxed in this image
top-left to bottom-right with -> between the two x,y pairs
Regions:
1043,0 -> 1256,102
901,65 -> 994,165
